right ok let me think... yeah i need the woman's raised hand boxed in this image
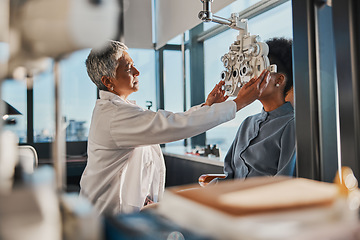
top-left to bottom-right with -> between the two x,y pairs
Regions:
203,80 -> 229,106
233,70 -> 271,111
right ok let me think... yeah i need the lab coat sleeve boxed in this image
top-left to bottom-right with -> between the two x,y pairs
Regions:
276,119 -> 296,176
184,104 -> 202,113
110,100 -> 236,147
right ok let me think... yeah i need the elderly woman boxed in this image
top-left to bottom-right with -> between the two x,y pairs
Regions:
79,40 -> 270,215
223,37 -> 295,179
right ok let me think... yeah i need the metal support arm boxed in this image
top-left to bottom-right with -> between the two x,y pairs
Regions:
199,0 -> 244,30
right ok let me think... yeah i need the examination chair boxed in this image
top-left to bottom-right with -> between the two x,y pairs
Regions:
18,145 -> 38,174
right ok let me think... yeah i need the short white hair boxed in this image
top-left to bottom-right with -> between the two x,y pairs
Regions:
86,41 -> 128,90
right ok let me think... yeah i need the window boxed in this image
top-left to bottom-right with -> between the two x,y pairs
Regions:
203,1 -> 293,155
4,47 -> 155,147
2,79 -> 27,143
163,50 -> 184,146
127,48 -> 157,110
60,49 -> 96,142
164,50 -> 184,112
33,63 -> 55,142
32,49 -> 97,143
248,1 -> 292,40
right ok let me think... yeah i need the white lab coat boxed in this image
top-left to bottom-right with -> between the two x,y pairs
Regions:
80,90 -> 236,215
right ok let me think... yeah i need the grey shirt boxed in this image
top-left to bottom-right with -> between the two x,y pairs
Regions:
224,102 -> 296,179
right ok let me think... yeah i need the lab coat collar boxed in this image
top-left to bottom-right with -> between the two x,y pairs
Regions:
99,90 -> 136,105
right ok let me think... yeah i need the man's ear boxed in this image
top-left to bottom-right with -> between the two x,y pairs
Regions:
101,76 -> 112,90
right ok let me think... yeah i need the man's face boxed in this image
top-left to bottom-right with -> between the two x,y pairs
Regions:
113,51 -> 140,95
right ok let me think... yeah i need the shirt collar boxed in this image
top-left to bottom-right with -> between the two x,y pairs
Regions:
260,102 -> 294,119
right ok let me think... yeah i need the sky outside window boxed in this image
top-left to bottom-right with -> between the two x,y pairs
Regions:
164,50 -> 184,146
1,79 -> 27,143
127,48 -> 157,110
60,48 -> 96,142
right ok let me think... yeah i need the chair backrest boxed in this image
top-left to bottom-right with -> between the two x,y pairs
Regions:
18,145 -> 38,174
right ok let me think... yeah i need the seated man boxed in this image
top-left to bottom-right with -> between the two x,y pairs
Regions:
223,37 -> 295,179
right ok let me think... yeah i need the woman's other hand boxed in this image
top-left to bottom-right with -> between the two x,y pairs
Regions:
204,81 -> 229,106
144,195 -> 154,206
233,70 -> 270,111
